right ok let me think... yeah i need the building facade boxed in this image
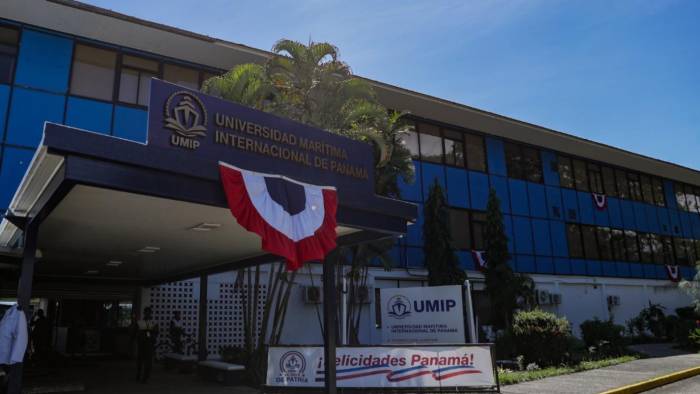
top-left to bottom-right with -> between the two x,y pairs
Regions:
1,0 -> 699,345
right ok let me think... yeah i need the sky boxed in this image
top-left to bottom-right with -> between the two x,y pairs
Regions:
83,0 -> 700,170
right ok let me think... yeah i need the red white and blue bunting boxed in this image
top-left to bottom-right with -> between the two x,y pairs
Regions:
592,193 -> 607,211
219,162 -> 338,271
665,264 -> 680,282
471,250 -> 487,271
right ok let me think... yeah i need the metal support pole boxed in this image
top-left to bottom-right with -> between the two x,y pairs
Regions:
198,274 -> 208,361
322,251 -> 338,394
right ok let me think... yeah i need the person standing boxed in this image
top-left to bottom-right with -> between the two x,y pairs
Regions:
135,307 -> 158,383
168,311 -> 184,354
30,309 -> 50,366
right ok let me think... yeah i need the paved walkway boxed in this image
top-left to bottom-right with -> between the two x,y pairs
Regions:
502,351 -> 700,394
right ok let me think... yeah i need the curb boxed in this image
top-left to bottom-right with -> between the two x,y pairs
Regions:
599,365 -> 700,394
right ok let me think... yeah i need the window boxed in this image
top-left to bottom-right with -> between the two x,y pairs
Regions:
615,169 -> 629,199
685,185 -> 698,213
567,224 -> 584,258
640,175 -> 654,205
417,123 -> 442,163
0,26 -> 19,84
675,183 -> 687,210
649,233 -> 663,264
572,159 -> 589,191
638,233 -> 654,263
596,227 -> 612,260
505,143 -> 542,182
674,238 -> 689,266
687,239 -> 697,267
471,212 -> 486,250
625,230 -> 640,262
118,55 -> 159,106
464,133 -> 486,172
652,178 -> 665,206
443,129 -> 464,167
660,236 -> 674,265
70,44 -> 117,101
401,130 -> 420,159
558,156 -> 574,188
601,167 -> 617,197
163,64 -> 200,89
627,173 -> 643,201
449,209 -> 471,250
611,229 -> 626,261
581,225 -> 599,260
588,164 -> 604,194
504,142 -> 524,180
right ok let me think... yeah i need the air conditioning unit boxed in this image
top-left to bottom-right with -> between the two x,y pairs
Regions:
607,295 -> 620,307
537,290 -> 551,305
550,293 -> 562,305
351,285 -> 372,304
303,286 -> 323,304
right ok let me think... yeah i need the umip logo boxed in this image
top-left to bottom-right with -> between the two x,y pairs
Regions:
387,294 -> 459,320
280,351 -> 306,375
163,91 -> 208,150
387,295 -> 412,319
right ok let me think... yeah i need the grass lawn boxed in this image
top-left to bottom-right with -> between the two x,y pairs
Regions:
499,355 -> 639,385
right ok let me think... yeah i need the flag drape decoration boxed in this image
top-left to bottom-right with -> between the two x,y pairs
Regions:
471,250 -> 487,271
219,162 -> 338,271
592,193 -> 607,211
665,264 -> 680,282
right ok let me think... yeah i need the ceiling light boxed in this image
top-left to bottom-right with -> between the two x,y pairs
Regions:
189,223 -> 222,232
106,260 -> 123,267
137,246 -> 161,253
85,270 -> 99,275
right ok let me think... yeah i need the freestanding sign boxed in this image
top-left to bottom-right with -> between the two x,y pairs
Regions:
380,285 -> 465,344
266,345 -> 497,390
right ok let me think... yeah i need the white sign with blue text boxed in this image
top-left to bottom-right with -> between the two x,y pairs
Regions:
380,285 -> 465,345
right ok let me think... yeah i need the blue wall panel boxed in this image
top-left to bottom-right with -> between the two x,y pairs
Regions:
541,150 -> 560,186
398,160 -> 422,202
668,209 -> 682,236
561,188 -> 579,222
536,256 -> 554,274
516,255 -> 535,273
489,175 -> 510,214
681,267 -> 695,281
549,220 -> 568,257
620,200 -> 637,229
14,29 -> 73,93
663,180 -> 677,210
65,97 -> 112,135
571,259 -> 586,275
646,205 -> 660,234
405,203 -> 423,246
642,264 -> 657,279
657,207 -> 672,235
532,218 -> 552,256
0,85 -> 10,132
485,137 -> 506,176
421,162 -> 445,198
545,186 -> 563,220
503,214 -> 515,253
512,216 -> 533,255
446,166 -> 468,208
468,171 -> 489,210
0,147 -> 34,209
406,247 -> 425,268
528,182 -> 547,218
577,191 -> 595,225
509,179 -> 529,216
679,211 -> 693,238
691,214 -> 700,239
615,262 -> 630,277
629,263 -> 643,278
112,105 -> 147,143
586,260 -> 602,276
6,88 -> 65,148
554,257 -> 572,275
601,261 -> 616,277
457,251 -> 475,271
607,198 -> 623,228
633,202 -> 649,232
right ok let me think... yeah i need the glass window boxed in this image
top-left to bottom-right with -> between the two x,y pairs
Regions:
449,209 -> 471,250
581,225 -> 599,260
638,233 -> 654,263
627,173 -> 643,201
615,169 -> 629,199
464,133 -> 486,172
0,26 -> 19,84
118,55 -> 158,106
674,238 -> 689,266
674,183 -> 687,210
417,123 -> 442,163
558,156 -> 574,188
471,212 -> 486,250
661,236 -> 674,265
70,44 -> 117,101
625,230 -> 640,262
573,159 -> 589,191
163,64 -> 199,89
685,185 -> 698,213
602,167 -> 617,197
611,229 -> 626,261
640,175 -> 654,205
567,224 -> 583,258
649,233 -> 663,264
522,147 -> 543,183
504,142 -> 524,180
401,130 -> 420,159
687,239 -> 697,267
443,129 -> 464,167
652,178 -> 665,206
596,227 -> 612,260
588,164 -> 604,194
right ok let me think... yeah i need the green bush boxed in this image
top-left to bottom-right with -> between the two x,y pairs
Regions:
626,302 -> 667,339
579,318 -> 625,357
511,309 -> 571,366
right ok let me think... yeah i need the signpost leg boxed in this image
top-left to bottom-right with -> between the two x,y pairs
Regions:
322,252 -> 338,394
198,274 -> 208,361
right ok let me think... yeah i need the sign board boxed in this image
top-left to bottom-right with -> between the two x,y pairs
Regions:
380,285 -> 465,344
266,345 -> 497,389
147,79 -> 375,197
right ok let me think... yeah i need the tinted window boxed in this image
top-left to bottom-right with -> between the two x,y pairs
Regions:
649,233 -> 663,263
567,224 -> 583,258
588,164 -> 604,194
687,239 -> 697,266
573,159 -> 589,191
449,209 -> 471,249
652,178 -> 665,206
443,129 -> 464,167
638,233 -> 653,263
615,169 -> 629,199
611,229 -> 626,261
660,236 -> 674,265
581,225 -> 599,260
558,156 -> 574,188
464,133 -> 486,172
504,142 -> 524,180
674,183 -> 687,210
70,44 -> 117,101
118,55 -> 158,106
402,130 -> 420,159
0,26 -> 19,84
627,173 -> 643,201
674,238 -> 688,265
163,64 -> 199,89
625,230 -> 640,262
418,123 -> 442,163
596,227 -> 612,260
471,212 -> 486,250
602,167 -> 617,197
685,185 -> 698,213
522,147 -> 542,183
640,175 -> 654,205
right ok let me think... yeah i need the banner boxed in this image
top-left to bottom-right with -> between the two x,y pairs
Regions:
266,345 -> 497,389
380,285 -> 465,344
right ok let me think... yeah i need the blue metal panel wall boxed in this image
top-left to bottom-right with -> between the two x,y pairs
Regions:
620,200 -> 637,229
633,202 -> 649,232
469,171 -> 489,210
646,205 -> 660,233
663,180 -> 677,210
668,209 -> 682,237
561,188 -> 579,222
503,214 -> 515,253
541,150 -> 560,186
398,160 -> 422,202
545,186 -> 563,220
5,87 -> 65,148
65,97 -> 113,135
112,105 -> 148,143
657,207 -> 672,235
485,137 -> 506,176
679,211 -> 693,238
691,215 -> 700,239
0,85 -> 10,132
421,162 -> 445,198
555,257 -> 571,275
446,166 -> 468,208
607,198 -> 624,228
549,220 -> 568,257
577,191 -> 595,225
528,182 -> 547,218
512,216 -> 533,254
489,175 -> 510,214
405,203 -> 423,246
536,256 -> 554,274
14,29 -> 73,93
516,255 -> 536,273
509,179 -> 529,216
531,218 -> 551,256
0,147 -> 34,209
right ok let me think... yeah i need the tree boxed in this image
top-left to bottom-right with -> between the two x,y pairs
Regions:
423,180 -> 466,286
680,262 -> 700,313
483,188 -> 534,329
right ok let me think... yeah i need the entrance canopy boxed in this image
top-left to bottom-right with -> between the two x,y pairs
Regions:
0,80 -> 416,285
